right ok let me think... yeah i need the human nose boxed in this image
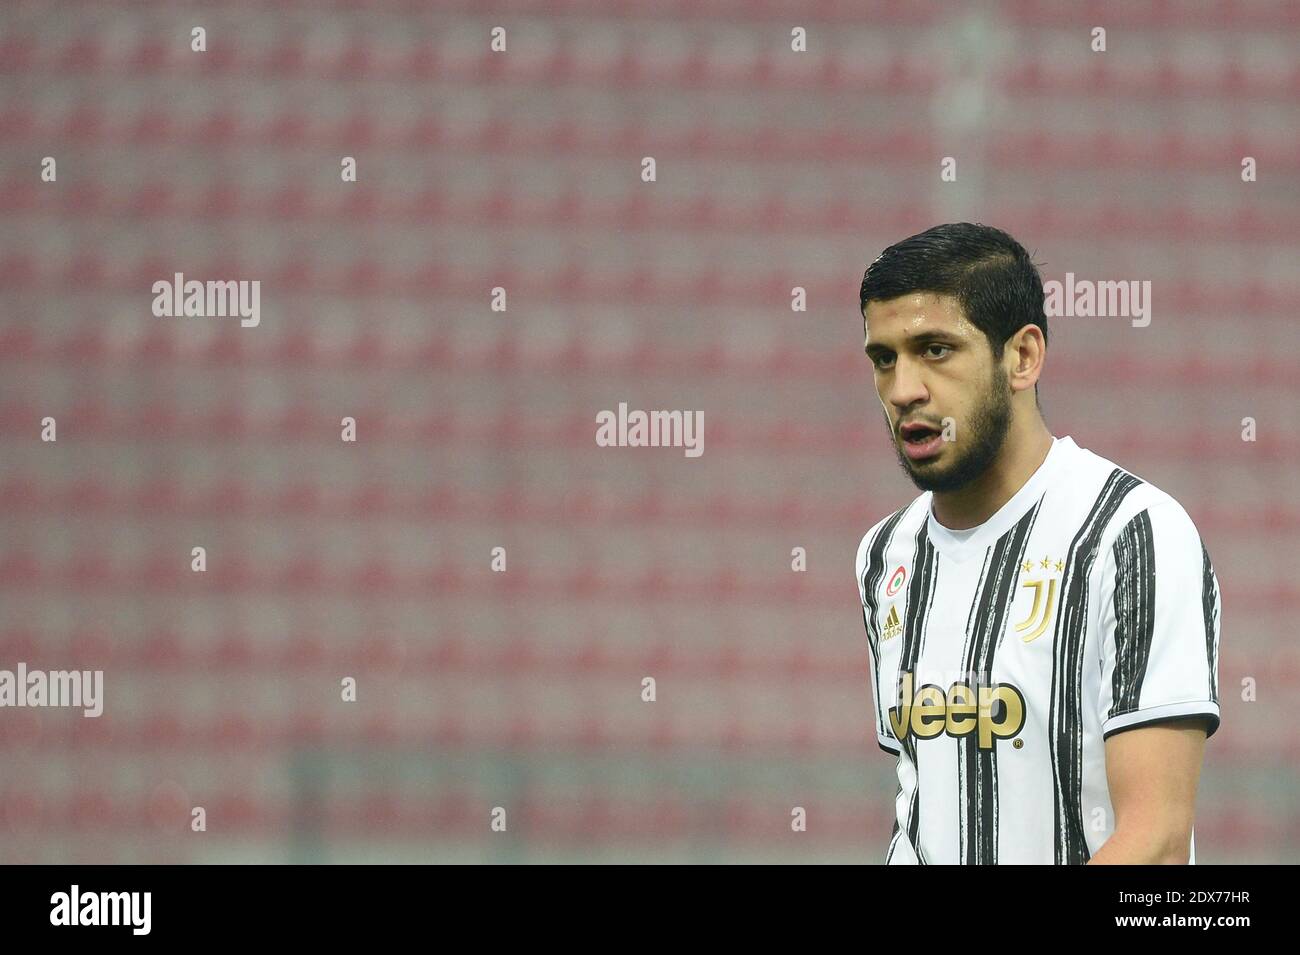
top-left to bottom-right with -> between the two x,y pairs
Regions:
886,354 -> 929,412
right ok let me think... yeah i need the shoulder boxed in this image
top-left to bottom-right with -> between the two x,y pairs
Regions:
855,493 -> 928,579
1064,439 -> 1204,551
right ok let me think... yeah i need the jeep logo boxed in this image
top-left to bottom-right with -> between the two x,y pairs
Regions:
888,671 -> 1026,750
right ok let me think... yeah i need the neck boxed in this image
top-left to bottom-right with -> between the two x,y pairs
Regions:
932,416 -> 1054,530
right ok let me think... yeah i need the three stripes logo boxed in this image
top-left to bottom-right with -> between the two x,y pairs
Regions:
882,605 -> 903,641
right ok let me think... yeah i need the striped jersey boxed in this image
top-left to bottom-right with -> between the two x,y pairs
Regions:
855,435 -> 1221,864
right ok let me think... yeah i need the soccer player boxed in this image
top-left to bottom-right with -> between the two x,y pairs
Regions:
855,223 -> 1221,864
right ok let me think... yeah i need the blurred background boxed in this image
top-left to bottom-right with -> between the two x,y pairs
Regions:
1,0 -> 1297,863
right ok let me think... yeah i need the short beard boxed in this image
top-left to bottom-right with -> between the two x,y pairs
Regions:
888,364 -> 1014,494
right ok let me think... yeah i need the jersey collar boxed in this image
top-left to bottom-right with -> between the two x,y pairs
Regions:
924,435 -> 1074,562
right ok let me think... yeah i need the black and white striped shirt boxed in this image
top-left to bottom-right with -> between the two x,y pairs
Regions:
856,435 -> 1221,864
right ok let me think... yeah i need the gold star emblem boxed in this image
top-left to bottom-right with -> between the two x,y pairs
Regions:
1054,559 -> 1064,572
1040,557 -> 1051,570
1022,560 -> 1034,573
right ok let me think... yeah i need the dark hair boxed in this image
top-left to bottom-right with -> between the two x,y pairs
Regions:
859,222 -> 1048,358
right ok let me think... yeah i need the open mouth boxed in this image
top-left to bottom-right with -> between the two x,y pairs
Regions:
900,423 -> 941,445
898,421 -> 945,461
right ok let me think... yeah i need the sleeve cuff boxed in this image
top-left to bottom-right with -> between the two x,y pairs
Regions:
1101,700 -> 1221,741
878,738 -> 902,755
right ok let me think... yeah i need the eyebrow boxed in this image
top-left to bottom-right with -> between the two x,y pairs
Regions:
864,330 -> 963,357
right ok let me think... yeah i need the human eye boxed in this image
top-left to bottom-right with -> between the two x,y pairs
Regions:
924,343 -> 952,359
872,352 -> 895,370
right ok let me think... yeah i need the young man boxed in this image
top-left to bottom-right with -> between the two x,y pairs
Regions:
855,223 -> 1221,864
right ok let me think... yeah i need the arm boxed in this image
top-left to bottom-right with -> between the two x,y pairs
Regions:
857,521 -> 902,757
1091,499 -> 1222,864
1087,718 -> 1207,864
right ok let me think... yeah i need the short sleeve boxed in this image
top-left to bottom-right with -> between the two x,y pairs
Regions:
857,525 -> 902,756
1096,499 -> 1222,741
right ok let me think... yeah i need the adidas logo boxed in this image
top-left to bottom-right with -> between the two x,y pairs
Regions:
882,605 -> 903,641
